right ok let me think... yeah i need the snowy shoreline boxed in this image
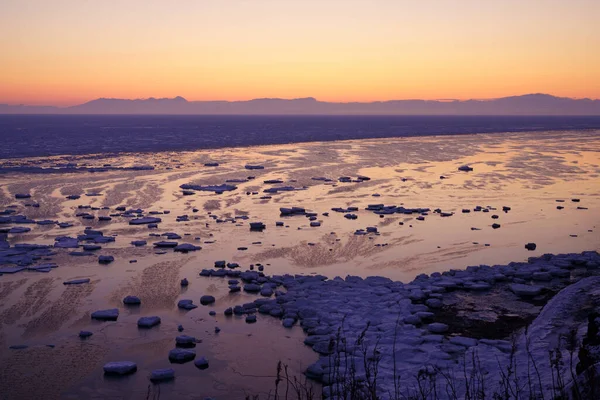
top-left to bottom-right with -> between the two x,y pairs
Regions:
200,250 -> 600,399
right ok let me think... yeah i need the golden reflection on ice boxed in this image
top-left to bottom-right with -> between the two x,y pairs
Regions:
0,130 -> 598,399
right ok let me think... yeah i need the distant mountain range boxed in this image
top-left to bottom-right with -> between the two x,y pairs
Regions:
1,94 -> 600,115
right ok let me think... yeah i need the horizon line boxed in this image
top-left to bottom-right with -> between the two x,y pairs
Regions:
3,92 -> 600,108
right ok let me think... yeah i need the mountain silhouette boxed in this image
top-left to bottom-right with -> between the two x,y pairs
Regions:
1,94 -> 599,115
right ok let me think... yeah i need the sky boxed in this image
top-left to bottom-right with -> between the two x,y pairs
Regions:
1,0 -> 599,106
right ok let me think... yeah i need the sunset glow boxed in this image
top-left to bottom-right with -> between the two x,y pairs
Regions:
1,0 -> 599,106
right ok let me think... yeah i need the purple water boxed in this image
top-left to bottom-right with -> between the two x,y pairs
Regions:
1,115 -> 600,158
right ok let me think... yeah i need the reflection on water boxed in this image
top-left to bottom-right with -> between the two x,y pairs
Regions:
0,130 -> 599,399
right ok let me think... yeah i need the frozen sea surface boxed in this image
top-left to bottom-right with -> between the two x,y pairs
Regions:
0,129 -> 598,399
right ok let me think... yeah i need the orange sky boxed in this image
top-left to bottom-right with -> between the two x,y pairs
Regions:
1,0 -> 599,106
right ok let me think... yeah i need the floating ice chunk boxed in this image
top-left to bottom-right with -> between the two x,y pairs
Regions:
129,217 -> 162,225
180,183 -> 237,193
200,295 -> 215,305
468,283 -> 492,291
408,289 -> 426,301
283,318 -> 296,328
64,278 -> 90,285
194,357 -> 209,369
70,251 -> 94,256
94,236 -> 115,244
404,315 -> 421,325
525,243 -> 537,251
0,266 -> 26,274
249,222 -> 266,231
176,335 -> 196,347
98,255 -> 114,264
103,361 -> 137,375
305,363 -> 325,379
150,368 -> 175,382
9,226 -> 31,234
427,323 -> 449,333
123,295 -> 141,305
532,271 -> 552,281
449,336 -> 478,347
510,284 -> 542,297
174,243 -> 201,252
168,348 -> 196,363
177,299 -> 198,310
425,298 -> 443,309
244,284 -> 261,293
154,241 -> 178,248
54,237 -> 79,248
138,316 -> 161,328
91,308 -> 119,321
27,263 -> 55,273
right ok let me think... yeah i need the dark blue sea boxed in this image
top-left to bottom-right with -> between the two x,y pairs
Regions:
1,115 -> 599,159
